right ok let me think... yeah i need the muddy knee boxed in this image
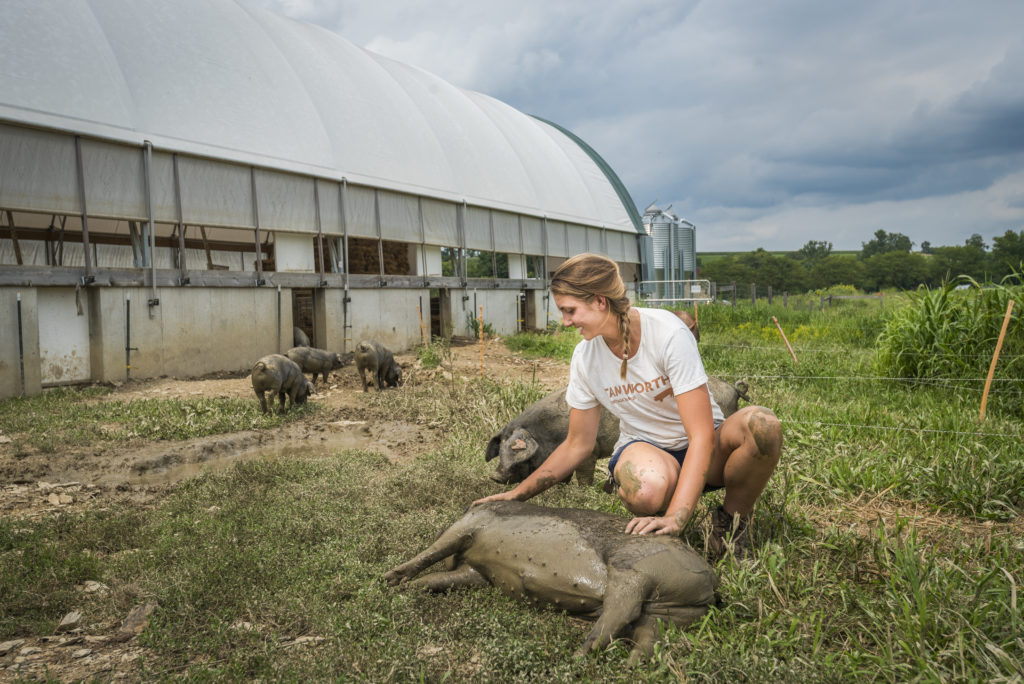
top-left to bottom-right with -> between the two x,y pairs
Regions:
615,461 -> 672,515
746,407 -> 782,462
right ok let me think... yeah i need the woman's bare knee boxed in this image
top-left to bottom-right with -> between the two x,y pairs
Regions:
613,458 -> 674,515
619,487 -> 664,516
746,407 -> 782,463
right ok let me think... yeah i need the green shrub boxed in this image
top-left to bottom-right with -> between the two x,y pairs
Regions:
466,313 -> 496,338
415,337 -> 451,369
811,283 -> 862,296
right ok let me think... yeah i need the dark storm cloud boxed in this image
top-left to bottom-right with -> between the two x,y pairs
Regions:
249,0 -> 1024,250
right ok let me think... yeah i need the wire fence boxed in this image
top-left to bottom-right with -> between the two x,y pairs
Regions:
699,341 -> 1023,440
705,342 -> 1024,361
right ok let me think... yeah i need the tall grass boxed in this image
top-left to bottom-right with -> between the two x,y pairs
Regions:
692,294 -> 897,347
876,278 -> 1023,417
694,289 -> 1022,520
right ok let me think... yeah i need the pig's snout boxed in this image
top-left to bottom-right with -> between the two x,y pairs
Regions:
489,469 -> 512,484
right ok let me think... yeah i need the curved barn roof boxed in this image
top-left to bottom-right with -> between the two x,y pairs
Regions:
0,0 -> 641,234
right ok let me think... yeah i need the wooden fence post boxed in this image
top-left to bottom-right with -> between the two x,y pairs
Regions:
979,299 -> 1015,421
773,316 -> 798,366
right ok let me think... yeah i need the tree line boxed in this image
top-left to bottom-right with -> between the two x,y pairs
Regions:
697,229 -> 1024,292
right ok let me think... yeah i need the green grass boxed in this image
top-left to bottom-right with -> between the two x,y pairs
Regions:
695,293 -> 1022,520
0,388 -> 314,453
504,326 -> 581,362
0,296 -> 1021,681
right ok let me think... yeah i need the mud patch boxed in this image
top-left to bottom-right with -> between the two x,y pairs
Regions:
129,419 -> 425,485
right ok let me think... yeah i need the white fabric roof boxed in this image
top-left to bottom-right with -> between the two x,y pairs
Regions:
0,0 -> 639,233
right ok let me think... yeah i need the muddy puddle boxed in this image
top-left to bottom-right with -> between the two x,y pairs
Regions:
132,420 -> 388,485
7,417 -> 432,492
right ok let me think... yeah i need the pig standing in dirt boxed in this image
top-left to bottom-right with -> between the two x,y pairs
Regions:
293,326 -> 311,348
383,501 -> 717,664
354,340 -> 402,392
486,377 -> 750,485
284,346 -> 351,385
251,354 -> 315,414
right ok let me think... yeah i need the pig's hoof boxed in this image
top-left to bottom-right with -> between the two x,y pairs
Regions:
381,570 -> 406,587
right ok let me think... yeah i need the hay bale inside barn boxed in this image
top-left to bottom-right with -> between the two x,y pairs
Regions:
0,0 -> 648,397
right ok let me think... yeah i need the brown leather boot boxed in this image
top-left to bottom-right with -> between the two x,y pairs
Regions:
707,505 -> 751,563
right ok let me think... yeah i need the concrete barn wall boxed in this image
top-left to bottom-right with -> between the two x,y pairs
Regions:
343,288 -> 429,353
448,289 -> 524,338
1,278 -> 637,398
86,287 -> 292,383
38,288 -> 91,384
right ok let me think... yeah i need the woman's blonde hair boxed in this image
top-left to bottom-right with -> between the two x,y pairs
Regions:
550,253 -> 632,379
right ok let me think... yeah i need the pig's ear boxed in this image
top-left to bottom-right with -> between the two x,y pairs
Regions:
504,428 -> 538,466
485,433 -> 502,461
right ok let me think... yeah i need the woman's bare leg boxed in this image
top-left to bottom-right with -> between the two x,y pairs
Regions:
705,406 -> 782,516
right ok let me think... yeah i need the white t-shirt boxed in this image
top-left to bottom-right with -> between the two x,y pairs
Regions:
565,307 -> 725,452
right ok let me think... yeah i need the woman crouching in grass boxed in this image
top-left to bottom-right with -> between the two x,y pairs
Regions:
473,253 -> 782,561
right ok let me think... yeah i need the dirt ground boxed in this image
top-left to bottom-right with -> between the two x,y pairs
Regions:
0,337 -> 570,515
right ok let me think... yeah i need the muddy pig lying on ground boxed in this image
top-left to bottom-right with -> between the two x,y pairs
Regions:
354,340 -> 402,391
293,326 -> 311,348
284,346 -> 352,385
486,377 -> 750,485
251,354 -> 315,414
383,501 -> 717,664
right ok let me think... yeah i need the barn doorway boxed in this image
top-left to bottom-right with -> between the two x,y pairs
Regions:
429,288 -> 450,339
292,288 -> 315,348
519,290 -> 537,332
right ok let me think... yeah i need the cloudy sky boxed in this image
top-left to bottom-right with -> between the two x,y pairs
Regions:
251,0 -> 1024,252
